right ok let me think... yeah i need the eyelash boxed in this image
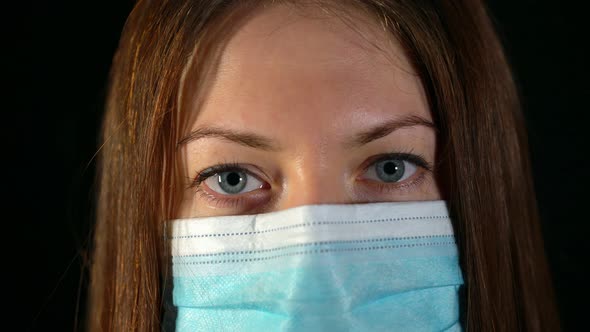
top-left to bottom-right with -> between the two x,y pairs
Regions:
190,151 -> 433,207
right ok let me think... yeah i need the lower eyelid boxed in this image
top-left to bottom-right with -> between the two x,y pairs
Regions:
196,179 -> 272,208
390,169 -> 428,190
195,185 -> 246,209
360,167 -> 429,193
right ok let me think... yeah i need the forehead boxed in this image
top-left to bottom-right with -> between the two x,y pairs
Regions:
187,3 -> 430,144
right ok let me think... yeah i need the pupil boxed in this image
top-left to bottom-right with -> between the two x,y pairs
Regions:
226,172 -> 241,186
383,161 -> 398,174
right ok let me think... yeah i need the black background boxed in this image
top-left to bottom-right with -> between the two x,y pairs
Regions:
13,0 -> 588,330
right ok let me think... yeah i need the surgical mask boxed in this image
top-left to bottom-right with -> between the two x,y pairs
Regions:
166,200 -> 464,331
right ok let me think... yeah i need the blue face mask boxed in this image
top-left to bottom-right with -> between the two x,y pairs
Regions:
166,200 -> 464,331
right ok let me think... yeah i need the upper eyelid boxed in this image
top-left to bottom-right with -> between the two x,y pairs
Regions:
196,164 -> 265,184
360,153 -> 432,173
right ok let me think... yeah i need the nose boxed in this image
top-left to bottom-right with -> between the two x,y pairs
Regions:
277,161 -> 353,210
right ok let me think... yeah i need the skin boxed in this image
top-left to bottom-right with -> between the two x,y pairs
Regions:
177,4 -> 440,218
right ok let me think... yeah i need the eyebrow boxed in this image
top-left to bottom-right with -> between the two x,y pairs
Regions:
177,114 -> 435,150
343,114 -> 436,148
177,126 -> 280,151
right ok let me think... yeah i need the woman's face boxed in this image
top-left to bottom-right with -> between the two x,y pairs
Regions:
177,4 -> 440,218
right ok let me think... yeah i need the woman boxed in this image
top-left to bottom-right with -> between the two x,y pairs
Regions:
90,0 -> 559,330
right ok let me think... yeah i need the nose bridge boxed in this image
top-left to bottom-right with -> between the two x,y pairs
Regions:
279,152 -> 351,209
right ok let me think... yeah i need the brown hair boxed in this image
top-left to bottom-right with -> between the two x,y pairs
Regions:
90,0 -> 560,330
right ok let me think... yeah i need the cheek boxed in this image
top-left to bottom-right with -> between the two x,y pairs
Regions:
415,173 -> 442,200
178,187 -> 226,219
177,191 -> 197,219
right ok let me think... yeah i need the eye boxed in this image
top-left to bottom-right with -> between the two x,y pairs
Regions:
362,155 -> 421,183
191,163 -> 272,210
203,169 -> 265,195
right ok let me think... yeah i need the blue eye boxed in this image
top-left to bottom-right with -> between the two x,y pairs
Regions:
193,154 -> 430,206
363,157 -> 418,183
203,169 -> 265,195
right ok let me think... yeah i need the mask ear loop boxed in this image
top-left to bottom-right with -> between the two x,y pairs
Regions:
161,276 -> 178,331
161,220 -> 178,331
